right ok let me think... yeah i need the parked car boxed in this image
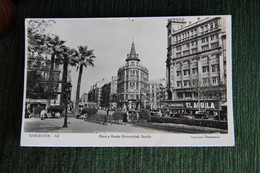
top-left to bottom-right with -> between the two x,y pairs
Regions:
150,111 -> 160,116
47,105 -> 64,118
194,111 -> 208,119
76,102 -> 98,119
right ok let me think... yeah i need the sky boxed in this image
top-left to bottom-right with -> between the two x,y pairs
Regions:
41,16 -> 207,101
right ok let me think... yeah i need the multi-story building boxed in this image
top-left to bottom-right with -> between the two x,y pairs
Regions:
87,79 -> 107,107
147,79 -> 167,110
117,42 -> 149,110
100,76 -> 118,109
166,17 -> 227,117
26,55 -> 68,107
88,85 -> 102,107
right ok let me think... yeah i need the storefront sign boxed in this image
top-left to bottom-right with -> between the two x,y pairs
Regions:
165,101 -> 217,110
186,102 -> 216,109
168,103 -> 184,108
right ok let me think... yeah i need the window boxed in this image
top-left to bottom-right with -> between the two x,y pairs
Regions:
211,42 -> 219,48
191,41 -> 197,46
212,77 -> 219,84
201,37 -> 208,43
177,93 -> 183,98
192,48 -> 198,53
202,56 -> 208,60
214,21 -> 218,28
210,23 -> 213,30
212,64 -> 219,72
177,81 -> 182,87
202,66 -> 209,73
185,92 -> 192,97
176,46 -> 181,51
176,71 -> 181,76
201,26 -> 204,33
202,45 -> 209,51
192,68 -> 198,74
183,69 -> 190,76
176,52 -> 181,57
183,80 -> 190,87
183,50 -> 190,56
131,62 -> 135,66
204,24 -> 208,32
176,36 -> 178,42
202,78 -> 209,85
194,28 -> 197,35
186,43 -> 190,48
210,34 -> 219,40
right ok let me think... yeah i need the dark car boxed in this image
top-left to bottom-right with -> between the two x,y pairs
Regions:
195,111 -> 208,119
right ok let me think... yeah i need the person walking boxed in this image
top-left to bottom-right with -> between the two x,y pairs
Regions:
40,109 -> 46,120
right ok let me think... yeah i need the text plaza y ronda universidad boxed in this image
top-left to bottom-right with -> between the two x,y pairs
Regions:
99,134 -> 152,139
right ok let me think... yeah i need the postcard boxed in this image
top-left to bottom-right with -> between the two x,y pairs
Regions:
21,16 -> 234,147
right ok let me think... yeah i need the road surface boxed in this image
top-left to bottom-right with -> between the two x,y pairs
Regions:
23,117 -> 172,133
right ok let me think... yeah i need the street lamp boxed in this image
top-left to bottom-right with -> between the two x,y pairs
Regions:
63,82 -> 72,127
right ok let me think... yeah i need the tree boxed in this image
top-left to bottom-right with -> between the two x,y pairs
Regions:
73,46 -> 96,115
45,35 -> 66,108
26,20 -> 64,108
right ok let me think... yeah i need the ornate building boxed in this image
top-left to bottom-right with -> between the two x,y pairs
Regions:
166,17 -> 227,117
117,42 -> 149,110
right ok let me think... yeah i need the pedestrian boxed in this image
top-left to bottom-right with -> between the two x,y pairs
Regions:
40,109 -> 46,120
158,110 -> 162,117
123,111 -> 128,123
106,108 -> 109,116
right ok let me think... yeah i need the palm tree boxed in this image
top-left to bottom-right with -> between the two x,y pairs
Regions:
45,35 -> 66,108
58,46 -> 78,106
73,46 -> 96,115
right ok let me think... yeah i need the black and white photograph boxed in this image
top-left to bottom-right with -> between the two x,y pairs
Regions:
21,16 -> 234,147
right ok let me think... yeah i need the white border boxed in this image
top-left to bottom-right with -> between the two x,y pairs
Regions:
21,16 -> 234,147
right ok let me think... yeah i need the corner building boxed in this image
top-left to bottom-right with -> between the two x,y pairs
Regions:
117,42 -> 149,110
166,17 -> 227,117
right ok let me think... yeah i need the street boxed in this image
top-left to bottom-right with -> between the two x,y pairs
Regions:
23,117 -> 172,133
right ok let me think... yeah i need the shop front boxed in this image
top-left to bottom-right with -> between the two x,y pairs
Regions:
162,100 -> 226,118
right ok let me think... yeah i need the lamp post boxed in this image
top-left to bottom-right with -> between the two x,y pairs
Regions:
63,82 -> 72,127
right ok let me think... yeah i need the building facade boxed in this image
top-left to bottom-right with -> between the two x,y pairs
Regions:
166,17 -> 227,117
100,76 -> 118,109
117,42 -> 149,110
26,54 -> 71,107
87,85 -> 102,107
147,79 -> 167,110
